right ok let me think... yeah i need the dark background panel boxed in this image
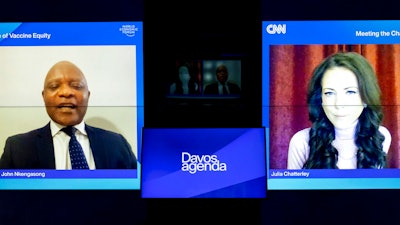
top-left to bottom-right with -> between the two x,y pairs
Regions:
143,0 -> 261,128
0,0 -> 144,21
0,190 -> 148,225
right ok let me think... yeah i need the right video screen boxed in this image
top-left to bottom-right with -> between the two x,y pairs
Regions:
263,20 -> 400,189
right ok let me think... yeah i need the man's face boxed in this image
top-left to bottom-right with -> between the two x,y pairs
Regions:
42,61 -> 90,126
216,65 -> 228,84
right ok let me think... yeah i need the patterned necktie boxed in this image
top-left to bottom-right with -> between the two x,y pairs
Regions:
61,126 -> 89,169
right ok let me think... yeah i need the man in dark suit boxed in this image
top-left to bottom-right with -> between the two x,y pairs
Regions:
204,64 -> 241,95
0,60 -> 137,169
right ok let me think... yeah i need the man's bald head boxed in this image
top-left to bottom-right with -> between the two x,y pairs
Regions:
42,60 -> 90,126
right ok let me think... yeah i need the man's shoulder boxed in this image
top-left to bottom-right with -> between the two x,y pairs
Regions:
204,82 -> 218,93
227,81 -> 241,93
227,81 -> 240,88
8,124 -> 49,140
85,125 -> 131,150
85,125 -> 124,138
227,81 -> 239,85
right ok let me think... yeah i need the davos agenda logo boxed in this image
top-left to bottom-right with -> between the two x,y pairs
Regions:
266,24 -> 286,34
181,152 -> 227,174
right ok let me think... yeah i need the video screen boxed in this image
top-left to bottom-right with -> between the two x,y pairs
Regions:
167,59 -> 242,98
163,59 -> 244,111
146,54 -> 257,128
263,20 -> 400,189
141,127 -> 266,198
0,21 -> 143,190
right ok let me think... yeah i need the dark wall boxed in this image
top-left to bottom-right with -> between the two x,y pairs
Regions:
144,1 -> 261,128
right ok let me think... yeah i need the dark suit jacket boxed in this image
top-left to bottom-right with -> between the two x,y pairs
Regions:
203,81 -> 241,95
0,123 -> 137,169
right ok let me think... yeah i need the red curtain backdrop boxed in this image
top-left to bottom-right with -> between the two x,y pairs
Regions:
269,44 -> 400,169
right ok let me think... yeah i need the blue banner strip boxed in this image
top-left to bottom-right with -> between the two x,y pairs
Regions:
0,169 -> 137,179
262,20 -> 400,44
0,22 -> 142,46
269,169 -> 400,178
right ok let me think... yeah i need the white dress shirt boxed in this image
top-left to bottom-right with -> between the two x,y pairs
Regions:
50,120 -> 96,169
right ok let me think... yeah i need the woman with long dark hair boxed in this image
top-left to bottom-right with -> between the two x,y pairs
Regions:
169,62 -> 199,95
287,52 -> 391,169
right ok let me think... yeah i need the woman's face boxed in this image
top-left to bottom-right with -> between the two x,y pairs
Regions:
179,66 -> 190,82
321,67 -> 364,129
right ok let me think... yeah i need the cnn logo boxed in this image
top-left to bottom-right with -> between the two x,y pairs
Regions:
266,24 -> 286,34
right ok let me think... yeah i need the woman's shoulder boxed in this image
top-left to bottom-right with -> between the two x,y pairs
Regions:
379,125 -> 391,138
379,125 -> 392,154
290,128 -> 311,143
292,127 -> 311,137
288,128 -> 311,169
169,83 -> 177,93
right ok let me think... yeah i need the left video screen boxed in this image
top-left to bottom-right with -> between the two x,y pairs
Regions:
0,21 -> 143,190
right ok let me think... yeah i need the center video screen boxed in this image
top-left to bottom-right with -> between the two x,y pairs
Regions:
0,21 -> 143,190
263,20 -> 400,189
167,59 -> 242,98
163,58 -> 244,110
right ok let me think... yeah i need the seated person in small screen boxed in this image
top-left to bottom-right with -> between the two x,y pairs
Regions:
0,60 -> 137,169
287,52 -> 391,169
169,62 -> 200,95
204,64 -> 241,95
